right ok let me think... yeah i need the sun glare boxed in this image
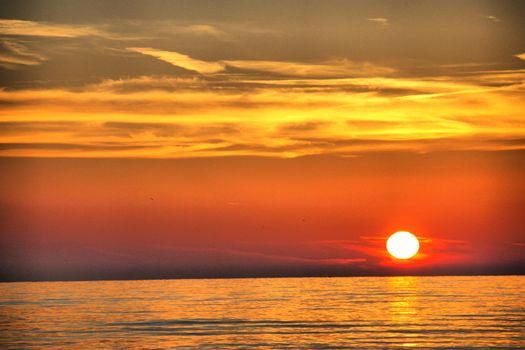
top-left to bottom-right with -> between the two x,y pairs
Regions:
386,231 -> 420,260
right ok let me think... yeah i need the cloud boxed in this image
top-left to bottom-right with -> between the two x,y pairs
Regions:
225,59 -> 395,77
0,121 -> 79,134
0,53 -> 42,68
367,18 -> 389,26
93,76 -> 206,93
0,40 -> 47,69
154,245 -> 366,266
279,121 -> 331,133
126,48 -> 394,77
127,47 -> 225,74
0,67 -> 524,158
515,53 -> 525,61
179,24 -> 227,38
0,19 -> 102,38
0,142 -> 156,151
86,74 -> 431,96
481,15 -> 502,23
102,122 -> 184,137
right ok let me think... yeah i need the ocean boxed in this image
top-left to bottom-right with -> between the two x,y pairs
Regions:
0,276 -> 523,349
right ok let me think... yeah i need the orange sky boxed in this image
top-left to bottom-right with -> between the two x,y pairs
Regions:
1,152 -> 524,280
0,0 -> 524,280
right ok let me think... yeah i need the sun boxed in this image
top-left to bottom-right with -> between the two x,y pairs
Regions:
386,231 -> 420,259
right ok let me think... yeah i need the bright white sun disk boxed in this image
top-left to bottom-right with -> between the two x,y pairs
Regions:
386,231 -> 419,259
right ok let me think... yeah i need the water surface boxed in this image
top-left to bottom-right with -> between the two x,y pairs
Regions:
1,276 -> 524,349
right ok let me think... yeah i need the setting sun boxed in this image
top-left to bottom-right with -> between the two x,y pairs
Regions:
1,1 -> 525,349
387,231 -> 420,260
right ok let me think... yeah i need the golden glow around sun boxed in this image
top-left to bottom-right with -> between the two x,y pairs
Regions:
386,231 -> 420,259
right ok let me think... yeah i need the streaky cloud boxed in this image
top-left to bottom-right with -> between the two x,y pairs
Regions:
0,19 -> 103,38
127,47 -> 225,74
515,52 -> 525,61
367,17 -> 389,26
0,66 -> 524,158
224,59 -> 395,77
179,24 -> 227,38
481,15 -> 502,23
0,142 -> 157,151
125,48 -> 394,77
0,40 -> 47,69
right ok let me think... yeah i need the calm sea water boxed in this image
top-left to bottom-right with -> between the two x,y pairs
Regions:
0,276 -> 523,349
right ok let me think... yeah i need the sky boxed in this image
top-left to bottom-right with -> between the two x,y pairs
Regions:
0,0 -> 524,281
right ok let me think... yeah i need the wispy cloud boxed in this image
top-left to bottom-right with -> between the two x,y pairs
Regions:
367,17 -> 389,26
126,48 -> 394,77
179,24 -> 227,38
127,47 -> 225,74
0,19 -> 103,38
0,40 -> 47,69
515,52 -> 525,61
154,244 -> 366,266
481,15 -> 502,23
225,59 -> 394,77
0,67 -> 524,158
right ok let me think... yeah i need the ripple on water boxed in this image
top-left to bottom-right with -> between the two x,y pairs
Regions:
0,276 -> 524,349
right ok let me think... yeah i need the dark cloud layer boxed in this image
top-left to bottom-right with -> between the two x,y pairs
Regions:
1,0 -> 525,90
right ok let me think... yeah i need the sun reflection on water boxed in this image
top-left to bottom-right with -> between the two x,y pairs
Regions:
0,276 -> 524,349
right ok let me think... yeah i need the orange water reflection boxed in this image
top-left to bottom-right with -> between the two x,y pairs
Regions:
1,276 -> 524,348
